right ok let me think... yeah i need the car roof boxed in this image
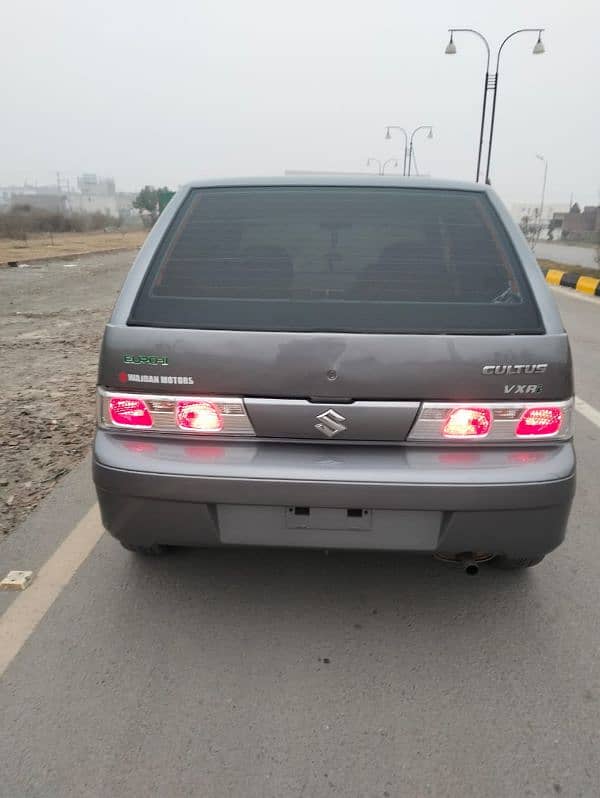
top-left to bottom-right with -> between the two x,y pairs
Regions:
181,176 -> 487,193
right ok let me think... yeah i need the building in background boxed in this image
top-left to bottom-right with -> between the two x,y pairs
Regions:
69,174 -> 119,216
0,174 -> 137,222
560,204 -> 600,242
9,192 -> 68,213
548,210 -> 568,238
510,202 -> 570,227
0,183 -> 69,213
76,173 -> 115,196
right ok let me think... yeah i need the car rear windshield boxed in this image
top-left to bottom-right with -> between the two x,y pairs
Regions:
129,186 -> 542,334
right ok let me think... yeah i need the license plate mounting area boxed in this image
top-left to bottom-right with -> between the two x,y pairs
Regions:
285,506 -> 372,531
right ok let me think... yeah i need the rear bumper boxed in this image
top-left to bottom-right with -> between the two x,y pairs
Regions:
93,431 -> 576,557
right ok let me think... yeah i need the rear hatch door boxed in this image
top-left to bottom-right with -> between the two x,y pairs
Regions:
102,184 -> 571,442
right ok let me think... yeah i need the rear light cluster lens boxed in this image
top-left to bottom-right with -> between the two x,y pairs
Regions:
109,397 -> 153,428
442,407 -> 491,438
515,406 -> 562,436
99,390 -> 255,435
176,401 -> 223,432
409,400 -> 572,443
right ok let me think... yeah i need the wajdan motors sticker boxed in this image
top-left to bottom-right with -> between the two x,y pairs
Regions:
118,371 -> 194,386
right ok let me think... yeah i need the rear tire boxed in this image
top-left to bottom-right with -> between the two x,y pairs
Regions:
119,541 -> 168,556
490,555 -> 544,570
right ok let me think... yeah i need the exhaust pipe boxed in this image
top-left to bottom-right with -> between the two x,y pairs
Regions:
462,559 -> 480,576
434,551 -> 491,574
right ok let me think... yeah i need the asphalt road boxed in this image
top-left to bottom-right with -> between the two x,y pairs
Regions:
1,287 -> 599,798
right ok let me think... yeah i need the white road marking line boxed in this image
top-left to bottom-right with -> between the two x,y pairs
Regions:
0,504 -> 103,678
550,286 -> 600,305
576,397 -> 600,430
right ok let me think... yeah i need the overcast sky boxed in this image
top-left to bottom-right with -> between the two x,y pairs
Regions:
2,0 -> 599,205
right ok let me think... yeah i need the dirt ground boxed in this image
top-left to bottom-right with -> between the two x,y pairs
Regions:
0,229 -> 147,265
0,250 -> 135,537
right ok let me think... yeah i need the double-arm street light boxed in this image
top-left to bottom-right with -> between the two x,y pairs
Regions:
366,157 -> 400,176
445,28 -> 545,184
384,125 -> 433,176
384,127 -> 408,176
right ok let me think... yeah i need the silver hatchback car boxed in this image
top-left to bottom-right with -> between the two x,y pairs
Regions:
93,177 -> 575,571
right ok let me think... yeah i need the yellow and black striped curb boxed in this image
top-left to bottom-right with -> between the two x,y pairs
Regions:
545,268 -> 600,297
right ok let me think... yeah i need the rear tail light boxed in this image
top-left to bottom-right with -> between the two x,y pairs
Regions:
109,397 -> 153,428
409,400 -> 572,443
442,407 -> 491,438
98,390 -> 255,435
176,401 -> 223,432
516,406 -> 562,437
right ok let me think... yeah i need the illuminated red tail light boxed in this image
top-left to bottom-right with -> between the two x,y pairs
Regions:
516,406 -> 562,437
109,397 -> 153,428
442,407 -> 492,438
176,400 -> 223,432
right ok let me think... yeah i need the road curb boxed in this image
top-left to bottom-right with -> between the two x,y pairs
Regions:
545,268 -> 600,297
0,245 -> 142,269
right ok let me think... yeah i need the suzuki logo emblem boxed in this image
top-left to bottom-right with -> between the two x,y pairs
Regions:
315,409 -> 347,438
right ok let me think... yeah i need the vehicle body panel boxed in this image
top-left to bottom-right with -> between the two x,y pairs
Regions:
93,432 -> 575,555
93,177 -> 575,560
99,324 -> 572,403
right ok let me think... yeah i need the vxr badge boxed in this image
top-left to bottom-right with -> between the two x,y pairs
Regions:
315,409 -> 347,438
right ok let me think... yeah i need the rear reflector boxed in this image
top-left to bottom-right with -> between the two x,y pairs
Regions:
516,406 -> 562,437
176,401 -> 223,432
109,397 -> 153,428
442,407 -> 491,438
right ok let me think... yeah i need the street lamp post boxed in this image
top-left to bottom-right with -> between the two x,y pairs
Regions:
367,158 -> 401,176
445,28 -> 545,184
535,153 -> 548,246
384,126 -> 408,175
385,125 -> 433,176
407,126 -> 433,177
445,29 -> 489,183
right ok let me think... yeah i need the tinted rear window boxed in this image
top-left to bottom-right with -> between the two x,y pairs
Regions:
129,187 -> 542,334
